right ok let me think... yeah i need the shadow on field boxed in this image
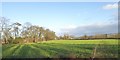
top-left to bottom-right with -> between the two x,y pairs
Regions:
32,43 -> 95,58
2,43 -> 119,59
2,45 -> 21,58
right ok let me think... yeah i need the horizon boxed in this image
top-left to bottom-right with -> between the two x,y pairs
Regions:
1,2 -> 118,36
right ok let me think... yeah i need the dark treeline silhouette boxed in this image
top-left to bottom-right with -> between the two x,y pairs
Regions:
58,33 -> 120,40
79,33 -> 120,40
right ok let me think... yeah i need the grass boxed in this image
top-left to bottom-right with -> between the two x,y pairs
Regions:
41,39 -> 118,44
0,44 -> 2,59
2,39 -> 119,58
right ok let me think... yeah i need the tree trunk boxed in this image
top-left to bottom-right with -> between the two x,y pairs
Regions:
33,37 -> 36,42
4,39 -> 7,44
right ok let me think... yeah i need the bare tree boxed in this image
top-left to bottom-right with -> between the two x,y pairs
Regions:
0,17 -> 10,44
12,22 -> 21,39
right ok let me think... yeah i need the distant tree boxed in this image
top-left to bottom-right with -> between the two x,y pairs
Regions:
80,34 -> 88,40
8,36 -> 14,43
44,29 -> 56,41
63,34 -> 71,40
104,34 -> 107,39
59,36 -> 63,40
44,29 -> 51,41
21,22 -> 32,42
0,17 -> 11,44
38,27 -> 44,41
12,22 -> 21,39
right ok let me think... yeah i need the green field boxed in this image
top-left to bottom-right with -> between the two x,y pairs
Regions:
2,39 -> 119,58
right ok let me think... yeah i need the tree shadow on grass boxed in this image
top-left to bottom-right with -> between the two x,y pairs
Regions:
32,44 -> 71,58
2,44 -> 16,51
2,45 -> 21,58
11,44 -> 52,58
94,44 -> 118,58
2,43 -> 118,58
28,44 -> 50,58
11,44 -> 43,58
33,43 -> 118,58
32,43 -> 95,58
31,44 -> 61,58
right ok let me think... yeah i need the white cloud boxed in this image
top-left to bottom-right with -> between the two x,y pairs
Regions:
63,24 -> 77,29
103,3 -> 118,10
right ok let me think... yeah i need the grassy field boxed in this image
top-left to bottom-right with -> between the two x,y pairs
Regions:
2,39 -> 119,58
0,44 -> 2,59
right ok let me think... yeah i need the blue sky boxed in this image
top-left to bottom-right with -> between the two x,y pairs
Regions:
1,2 -> 118,36
1,0 -> 119,2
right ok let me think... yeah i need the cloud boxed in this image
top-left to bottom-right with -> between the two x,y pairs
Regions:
60,24 -> 77,33
103,3 -> 118,10
60,23 -> 118,36
62,24 -> 77,29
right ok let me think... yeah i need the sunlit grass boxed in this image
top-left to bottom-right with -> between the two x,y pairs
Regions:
42,39 -> 118,45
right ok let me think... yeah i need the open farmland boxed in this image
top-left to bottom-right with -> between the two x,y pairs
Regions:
2,39 -> 119,58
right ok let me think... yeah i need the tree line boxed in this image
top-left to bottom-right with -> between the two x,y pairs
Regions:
0,17 -> 56,44
0,17 -> 119,44
58,33 -> 120,40
79,33 -> 120,40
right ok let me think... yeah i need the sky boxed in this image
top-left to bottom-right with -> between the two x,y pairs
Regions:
1,0 -> 119,2
1,2 -> 118,36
